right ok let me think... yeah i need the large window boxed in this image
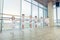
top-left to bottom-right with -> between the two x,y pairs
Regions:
53,5 -> 60,26
3,0 -> 20,30
57,7 -> 60,20
23,0 -> 48,28
53,5 -> 56,23
3,0 -> 20,15
22,0 -> 31,17
39,8 -> 43,18
32,5 -> 38,17
44,10 -> 48,18
0,0 -> 48,31
22,0 -> 31,28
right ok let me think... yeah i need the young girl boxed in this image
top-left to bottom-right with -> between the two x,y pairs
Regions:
21,14 -> 25,29
34,16 -> 38,28
10,16 -> 16,35
44,17 -> 49,26
29,15 -> 32,28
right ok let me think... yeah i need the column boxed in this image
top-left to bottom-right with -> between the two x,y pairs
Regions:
0,0 -> 4,32
48,1 -> 54,27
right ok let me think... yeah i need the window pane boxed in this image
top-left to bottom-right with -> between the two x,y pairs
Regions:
22,0 -> 31,16
22,0 -> 31,28
3,0 -> 20,30
39,8 -> 43,18
53,8 -> 56,22
57,7 -> 60,19
32,5 -> 38,17
3,0 -> 20,15
39,8 -> 43,27
44,10 -> 48,18
53,5 -> 57,26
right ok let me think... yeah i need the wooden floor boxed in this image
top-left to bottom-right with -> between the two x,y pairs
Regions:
0,26 -> 60,40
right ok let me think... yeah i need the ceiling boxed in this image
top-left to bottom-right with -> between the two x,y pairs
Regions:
35,0 -> 60,7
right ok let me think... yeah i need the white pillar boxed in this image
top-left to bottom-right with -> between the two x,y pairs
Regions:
48,1 -> 54,27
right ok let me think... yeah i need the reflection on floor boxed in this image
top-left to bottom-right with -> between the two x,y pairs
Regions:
0,26 -> 60,40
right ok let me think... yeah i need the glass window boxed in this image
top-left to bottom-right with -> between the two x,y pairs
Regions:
44,10 -> 48,18
53,5 -> 57,26
22,0 -> 31,17
53,7 -> 56,22
57,7 -> 60,20
39,8 -> 43,18
3,0 -> 20,15
3,0 -> 20,30
22,0 -> 31,28
32,5 -> 38,18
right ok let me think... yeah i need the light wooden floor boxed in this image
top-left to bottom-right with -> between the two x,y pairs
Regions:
0,26 -> 60,40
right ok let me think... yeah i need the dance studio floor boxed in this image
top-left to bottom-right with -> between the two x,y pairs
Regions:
0,26 -> 60,40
